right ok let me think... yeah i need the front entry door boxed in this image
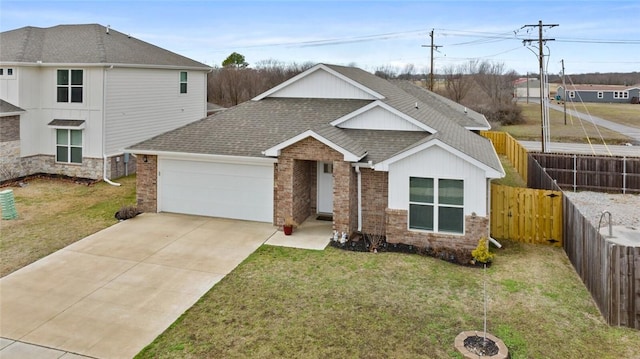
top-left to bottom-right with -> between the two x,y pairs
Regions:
317,162 -> 333,214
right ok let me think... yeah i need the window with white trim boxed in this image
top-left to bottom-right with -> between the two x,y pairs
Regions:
56,129 -> 83,163
597,91 -> 603,99
179,71 -> 188,94
57,69 -> 83,103
0,68 -> 15,77
409,177 -> 464,234
613,91 -> 629,99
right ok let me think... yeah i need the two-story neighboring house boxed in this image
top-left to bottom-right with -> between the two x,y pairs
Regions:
0,24 -> 211,182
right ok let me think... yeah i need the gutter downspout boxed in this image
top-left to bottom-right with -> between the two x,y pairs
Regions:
487,178 -> 501,248
102,65 -> 120,186
355,165 -> 362,232
352,161 -> 374,233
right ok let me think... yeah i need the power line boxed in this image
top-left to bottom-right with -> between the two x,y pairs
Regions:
522,20 -> 558,153
421,29 -> 442,91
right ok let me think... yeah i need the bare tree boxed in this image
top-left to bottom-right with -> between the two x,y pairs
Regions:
207,59 -> 313,107
397,63 -> 416,80
470,60 -> 521,124
442,60 -> 477,102
374,65 -> 397,79
473,61 -> 517,106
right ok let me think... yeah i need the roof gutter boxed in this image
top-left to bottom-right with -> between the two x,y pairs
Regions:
2,62 -> 211,71
102,65 -> 120,186
352,161 -> 374,232
125,149 -> 278,165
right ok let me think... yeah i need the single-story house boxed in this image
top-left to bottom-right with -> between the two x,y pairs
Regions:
557,84 -> 640,104
513,77 -> 548,99
0,24 -> 210,182
127,64 -> 504,253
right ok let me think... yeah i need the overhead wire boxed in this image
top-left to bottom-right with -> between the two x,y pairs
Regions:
564,74 -> 614,156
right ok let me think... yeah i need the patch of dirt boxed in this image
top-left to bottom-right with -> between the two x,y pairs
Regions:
464,335 -> 499,356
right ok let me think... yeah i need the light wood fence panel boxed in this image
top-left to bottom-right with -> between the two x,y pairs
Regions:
490,183 -> 562,246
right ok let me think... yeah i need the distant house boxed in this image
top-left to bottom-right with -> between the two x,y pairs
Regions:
556,84 -> 640,104
513,77 -> 548,99
128,64 -> 504,256
0,24 -> 211,182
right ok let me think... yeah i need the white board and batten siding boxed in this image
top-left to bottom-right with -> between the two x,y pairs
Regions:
388,145 -> 488,217
14,67 -> 105,157
337,105 -> 424,131
268,69 -> 377,100
158,157 -> 274,223
104,67 -> 207,155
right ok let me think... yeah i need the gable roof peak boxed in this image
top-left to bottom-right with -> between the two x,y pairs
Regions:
0,24 -> 211,69
252,63 -> 385,100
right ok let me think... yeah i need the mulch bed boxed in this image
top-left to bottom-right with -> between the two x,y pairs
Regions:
329,234 -> 486,267
464,335 -> 499,356
0,173 -> 99,188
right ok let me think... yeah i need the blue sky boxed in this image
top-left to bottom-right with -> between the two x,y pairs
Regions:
1,0 -> 639,75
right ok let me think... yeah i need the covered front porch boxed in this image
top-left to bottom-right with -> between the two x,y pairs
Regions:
266,216 -> 334,250
273,136 -> 358,236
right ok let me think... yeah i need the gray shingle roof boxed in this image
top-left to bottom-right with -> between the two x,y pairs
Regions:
128,98 -> 372,157
0,24 -> 210,69
389,79 -> 490,129
47,119 -> 85,127
129,64 -> 502,174
323,64 -> 501,173
0,99 -> 24,114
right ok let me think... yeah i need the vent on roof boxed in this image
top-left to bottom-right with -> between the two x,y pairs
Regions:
106,25 -> 110,34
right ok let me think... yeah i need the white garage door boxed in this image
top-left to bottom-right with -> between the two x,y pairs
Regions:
158,158 -> 274,222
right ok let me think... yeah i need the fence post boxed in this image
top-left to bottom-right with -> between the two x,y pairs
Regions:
623,157 -> 626,194
573,154 -> 577,192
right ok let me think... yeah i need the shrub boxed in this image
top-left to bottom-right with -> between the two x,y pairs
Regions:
472,237 -> 495,264
115,205 -> 141,221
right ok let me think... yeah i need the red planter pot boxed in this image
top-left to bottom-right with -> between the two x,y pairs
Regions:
283,225 -> 293,235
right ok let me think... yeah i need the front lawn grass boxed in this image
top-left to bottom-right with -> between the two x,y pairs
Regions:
0,175 -> 137,276
568,102 -> 640,129
136,242 -> 640,359
494,155 -> 526,188
495,103 -> 633,144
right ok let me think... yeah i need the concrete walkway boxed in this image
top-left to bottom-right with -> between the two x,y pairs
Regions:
546,101 -> 640,143
519,140 -> 640,157
0,213 -> 278,359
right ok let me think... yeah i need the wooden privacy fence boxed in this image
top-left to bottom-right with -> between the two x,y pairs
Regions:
481,131 -> 528,181
490,183 -> 562,246
532,152 -> 640,194
563,196 -> 640,329
483,130 -> 640,329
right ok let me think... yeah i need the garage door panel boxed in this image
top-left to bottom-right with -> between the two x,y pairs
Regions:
159,159 -> 273,222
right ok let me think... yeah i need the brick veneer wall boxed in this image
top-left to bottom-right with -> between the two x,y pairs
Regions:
385,209 -> 489,252
276,137 -> 355,234
0,116 -> 23,181
0,116 -> 20,142
292,159 -> 313,223
360,169 -> 388,234
136,154 -> 157,212
108,154 -> 137,179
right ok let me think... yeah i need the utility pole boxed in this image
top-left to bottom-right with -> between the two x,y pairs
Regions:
422,29 -> 441,91
522,20 -> 558,153
561,59 -> 567,125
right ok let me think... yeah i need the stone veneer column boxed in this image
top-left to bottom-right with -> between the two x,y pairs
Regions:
136,154 -> 157,213
333,160 -> 354,235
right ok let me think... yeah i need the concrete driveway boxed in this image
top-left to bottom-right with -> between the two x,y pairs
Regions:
0,213 -> 276,359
